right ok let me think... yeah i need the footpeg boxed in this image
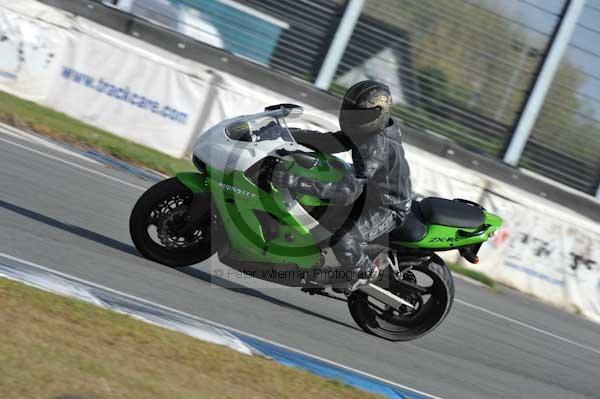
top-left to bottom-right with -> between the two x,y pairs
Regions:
350,266 -> 379,291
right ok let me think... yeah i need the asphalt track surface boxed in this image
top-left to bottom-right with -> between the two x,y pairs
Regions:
2,126 -> 600,399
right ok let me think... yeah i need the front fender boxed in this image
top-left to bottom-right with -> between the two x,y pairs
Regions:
176,172 -> 210,193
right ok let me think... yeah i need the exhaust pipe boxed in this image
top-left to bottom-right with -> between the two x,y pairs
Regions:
357,283 -> 415,310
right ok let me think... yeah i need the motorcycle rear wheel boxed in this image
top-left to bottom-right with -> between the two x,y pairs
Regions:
348,258 -> 454,341
129,177 -> 217,267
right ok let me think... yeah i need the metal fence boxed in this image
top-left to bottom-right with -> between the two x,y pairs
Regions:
119,0 -> 342,77
333,0 -> 556,158
110,0 -> 600,197
521,0 -> 600,193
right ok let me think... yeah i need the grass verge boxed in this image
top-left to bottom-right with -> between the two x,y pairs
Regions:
449,263 -> 496,289
0,277 -> 381,399
0,90 -> 192,176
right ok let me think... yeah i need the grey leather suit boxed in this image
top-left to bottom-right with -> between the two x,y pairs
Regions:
290,118 -> 413,270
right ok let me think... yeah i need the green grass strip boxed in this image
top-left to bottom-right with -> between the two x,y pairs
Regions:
449,262 -> 497,289
0,90 -> 193,176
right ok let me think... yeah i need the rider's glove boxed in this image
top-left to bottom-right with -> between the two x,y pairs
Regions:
272,169 -> 298,190
272,169 -> 322,195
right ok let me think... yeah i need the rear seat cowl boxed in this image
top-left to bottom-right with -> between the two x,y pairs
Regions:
419,198 -> 484,228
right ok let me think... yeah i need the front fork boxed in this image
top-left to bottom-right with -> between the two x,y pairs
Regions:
175,192 -> 211,235
175,172 -> 212,235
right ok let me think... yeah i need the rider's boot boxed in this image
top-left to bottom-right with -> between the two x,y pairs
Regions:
349,255 -> 379,291
319,255 -> 379,292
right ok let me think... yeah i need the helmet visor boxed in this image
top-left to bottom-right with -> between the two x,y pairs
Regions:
339,108 -> 381,127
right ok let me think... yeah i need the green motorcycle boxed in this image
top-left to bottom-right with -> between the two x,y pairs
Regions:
130,104 -> 503,341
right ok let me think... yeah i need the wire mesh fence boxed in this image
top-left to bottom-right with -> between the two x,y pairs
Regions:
109,0 -> 600,195
332,0 -> 558,159
521,1 -> 600,193
119,0 -> 342,78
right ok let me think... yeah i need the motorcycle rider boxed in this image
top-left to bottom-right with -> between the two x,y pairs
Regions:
273,80 -> 413,287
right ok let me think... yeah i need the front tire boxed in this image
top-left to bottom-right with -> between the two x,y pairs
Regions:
130,177 -> 217,267
348,257 -> 454,341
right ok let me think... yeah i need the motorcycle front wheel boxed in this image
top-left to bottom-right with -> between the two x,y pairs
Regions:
348,258 -> 454,341
129,177 -> 218,267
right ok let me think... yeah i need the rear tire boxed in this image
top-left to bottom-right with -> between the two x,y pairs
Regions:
129,177 -> 217,267
348,257 -> 454,341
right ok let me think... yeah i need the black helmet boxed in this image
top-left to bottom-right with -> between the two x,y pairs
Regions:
339,80 -> 392,137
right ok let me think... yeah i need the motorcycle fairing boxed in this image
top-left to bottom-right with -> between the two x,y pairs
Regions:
177,166 -> 324,269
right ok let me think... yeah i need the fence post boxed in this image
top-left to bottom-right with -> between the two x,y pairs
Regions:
314,0 -> 365,90
503,0 -> 586,166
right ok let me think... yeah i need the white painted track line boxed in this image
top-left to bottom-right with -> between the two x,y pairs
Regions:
0,134 -> 146,191
455,299 -> 600,356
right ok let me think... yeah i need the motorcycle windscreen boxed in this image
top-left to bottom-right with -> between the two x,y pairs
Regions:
226,117 -> 294,143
